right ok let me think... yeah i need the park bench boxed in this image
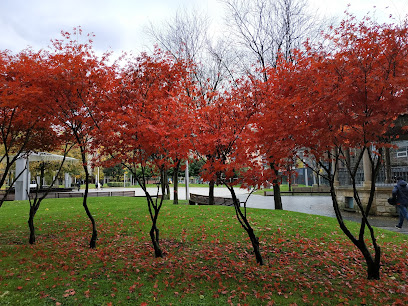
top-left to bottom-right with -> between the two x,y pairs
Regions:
110,190 -> 136,197
87,191 -> 112,197
55,192 -> 84,198
189,193 -> 234,206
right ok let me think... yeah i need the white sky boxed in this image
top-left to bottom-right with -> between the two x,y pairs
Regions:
0,0 -> 407,55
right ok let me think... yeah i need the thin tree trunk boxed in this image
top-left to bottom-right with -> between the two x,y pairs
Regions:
28,206 -> 37,244
27,152 -> 70,245
357,240 -> 381,279
246,226 -> 263,265
228,186 -> 263,265
146,192 -> 163,258
165,171 -> 170,200
81,148 -> 97,249
173,160 -> 180,204
273,181 -> 283,209
149,221 -> 163,258
160,168 -> 170,200
288,169 -> 292,192
271,163 -> 283,209
329,178 -> 381,280
209,179 -> 215,205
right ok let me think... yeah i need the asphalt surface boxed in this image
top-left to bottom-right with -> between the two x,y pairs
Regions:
90,186 -> 407,235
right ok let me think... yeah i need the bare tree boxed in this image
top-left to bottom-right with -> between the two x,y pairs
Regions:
221,0 -> 323,78
146,7 -> 237,204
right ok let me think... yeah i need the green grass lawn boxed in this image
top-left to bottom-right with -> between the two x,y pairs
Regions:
0,197 -> 407,305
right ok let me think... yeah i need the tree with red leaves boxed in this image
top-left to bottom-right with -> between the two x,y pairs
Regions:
39,28 -> 115,249
95,48 -> 193,258
0,49 -> 58,207
268,15 -> 408,279
0,48 -> 75,244
192,80 -> 264,265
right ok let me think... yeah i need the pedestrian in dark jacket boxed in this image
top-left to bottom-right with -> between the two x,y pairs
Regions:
392,177 -> 408,228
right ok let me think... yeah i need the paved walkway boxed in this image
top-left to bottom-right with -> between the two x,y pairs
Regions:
88,186 -> 407,235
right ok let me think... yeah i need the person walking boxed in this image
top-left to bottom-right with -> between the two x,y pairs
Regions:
392,177 -> 408,228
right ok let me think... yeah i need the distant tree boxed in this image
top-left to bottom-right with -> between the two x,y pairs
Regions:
188,159 -> 206,178
103,163 -> 124,182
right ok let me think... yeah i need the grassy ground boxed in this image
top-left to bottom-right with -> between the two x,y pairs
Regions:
1,197 -> 408,305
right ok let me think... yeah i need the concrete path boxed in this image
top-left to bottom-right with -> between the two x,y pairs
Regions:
88,186 -> 408,235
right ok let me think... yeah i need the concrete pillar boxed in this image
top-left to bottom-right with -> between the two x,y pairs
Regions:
15,156 -> 29,200
363,149 -> 372,188
304,168 -> 309,186
64,173 -> 71,188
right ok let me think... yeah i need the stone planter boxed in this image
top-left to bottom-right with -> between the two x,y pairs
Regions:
335,186 -> 398,216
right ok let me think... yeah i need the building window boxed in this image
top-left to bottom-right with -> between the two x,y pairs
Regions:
397,147 -> 408,158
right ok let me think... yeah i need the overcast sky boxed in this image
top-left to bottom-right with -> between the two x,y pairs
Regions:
1,0 -> 407,56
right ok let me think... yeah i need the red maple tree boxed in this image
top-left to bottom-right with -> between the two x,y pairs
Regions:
267,15 -> 408,279
192,79 -> 265,265
95,48 -> 193,257
39,27 -> 115,248
0,49 -> 59,206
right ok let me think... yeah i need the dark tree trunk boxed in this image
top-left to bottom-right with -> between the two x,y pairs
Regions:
173,161 -> 180,204
329,178 -> 381,280
228,186 -> 264,265
27,156 -> 69,245
161,169 -> 170,200
246,226 -> 264,265
28,206 -> 38,244
136,168 -> 165,258
270,163 -> 283,209
145,191 -> 163,258
209,180 -> 215,205
288,172 -> 292,192
358,240 -> 381,280
273,181 -> 283,210
80,148 -> 97,249
367,260 -> 381,280
150,222 -> 163,258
